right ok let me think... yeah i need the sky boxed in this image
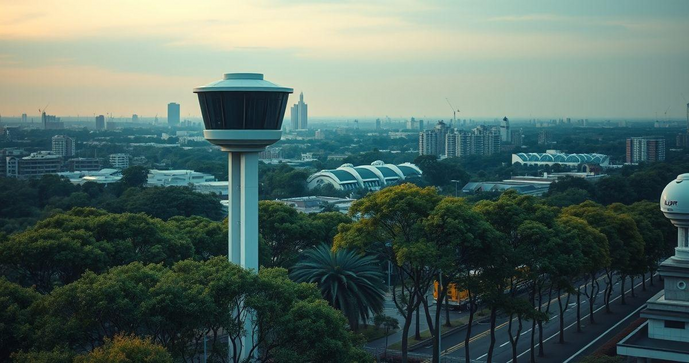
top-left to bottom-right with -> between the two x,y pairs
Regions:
0,0 -> 688,120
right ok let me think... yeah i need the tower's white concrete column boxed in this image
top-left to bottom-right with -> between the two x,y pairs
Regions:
228,152 -> 242,265
240,152 -> 259,272
227,151 -> 260,360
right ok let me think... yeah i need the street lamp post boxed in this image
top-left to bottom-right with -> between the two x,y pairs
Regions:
194,73 -> 293,361
450,179 -> 461,197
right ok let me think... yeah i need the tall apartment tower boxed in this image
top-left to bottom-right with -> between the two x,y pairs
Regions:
167,103 -> 180,126
375,118 -> 381,130
500,116 -> 511,143
95,115 -> 105,130
444,126 -> 501,158
626,137 -> 666,163
52,135 -> 76,157
419,130 -> 439,156
290,92 -> 308,130
21,114 -> 27,123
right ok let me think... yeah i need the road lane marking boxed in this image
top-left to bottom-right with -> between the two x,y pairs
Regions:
440,274 -> 609,356
500,341 -> 510,347
514,277 -> 649,360
562,303 -> 645,363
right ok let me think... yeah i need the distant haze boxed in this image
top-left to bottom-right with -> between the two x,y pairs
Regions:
0,0 -> 688,119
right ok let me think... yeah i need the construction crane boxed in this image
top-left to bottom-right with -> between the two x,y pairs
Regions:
38,103 -> 50,115
445,98 -> 460,126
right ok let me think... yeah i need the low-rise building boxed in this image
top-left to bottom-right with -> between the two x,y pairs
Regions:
307,160 -> 422,191
109,153 -> 130,169
512,150 -> 610,168
194,181 -> 229,199
147,169 -> 216,187
6,151 -> 62,179
67,158 -> 101,172
58,169 -> 123,185
278,196 -> 355,214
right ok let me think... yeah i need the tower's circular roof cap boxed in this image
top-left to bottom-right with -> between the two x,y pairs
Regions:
193,73 -> 293,93
661,173 -> 689,215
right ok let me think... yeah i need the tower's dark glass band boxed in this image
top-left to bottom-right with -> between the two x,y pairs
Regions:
198,91 -> 289,130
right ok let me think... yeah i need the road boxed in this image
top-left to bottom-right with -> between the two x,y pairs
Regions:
412,274 -> 662,363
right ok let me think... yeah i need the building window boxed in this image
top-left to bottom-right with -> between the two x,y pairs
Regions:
665,320 -> 686,329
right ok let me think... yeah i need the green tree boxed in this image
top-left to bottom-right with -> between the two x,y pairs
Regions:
119,166 -> 149,189
334,183 -> 442,363
308,212 -> 352,245
557,215 -> 609,326
112,186 -> 223,221
290,244 -> 386,330
166,216 -> 226,259
0,278 -> 41,361
563,202 -> 645,311
374,314 -> 399,357
0,229 -> 111,292
74,335 -> 172,363
34,208 -> 194,266
422,197 -> 502,363
595,176 -> 637,205
259,201 -> 316,268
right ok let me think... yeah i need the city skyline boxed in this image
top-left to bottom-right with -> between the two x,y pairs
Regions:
0,1 -> 688,119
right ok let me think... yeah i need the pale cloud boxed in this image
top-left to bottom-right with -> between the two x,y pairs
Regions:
0,0 -> 687,118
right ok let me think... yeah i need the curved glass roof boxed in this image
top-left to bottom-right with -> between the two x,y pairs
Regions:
397,165 -> 422,176
377,166 -> 398,178
514,152 -> 609,164
353,167 -> 378,180
330,170 -> 357,182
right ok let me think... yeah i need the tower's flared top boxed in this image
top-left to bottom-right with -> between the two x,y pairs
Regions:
193,73 -> 293,93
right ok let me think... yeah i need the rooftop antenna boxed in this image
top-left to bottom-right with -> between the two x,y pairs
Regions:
446,98 -> 460,127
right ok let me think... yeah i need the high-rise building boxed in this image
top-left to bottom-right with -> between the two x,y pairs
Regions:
500,117 -> 511,143
444,126 -> 501,158
419,130 -> 439,156
167,103 -> 180,126
52,135 -> 76,157
626,137 -> 666,163
132,114 -> 139,123
42,112 -> 63,129
21,114 -> 27,123
538,130 -> 552,145
95,115 -> 105,130
290,92 -> 308,130
434,121 -> 449,155
315,129 -> 325,140
375,118 -> 381,130
511,129 -> 523,148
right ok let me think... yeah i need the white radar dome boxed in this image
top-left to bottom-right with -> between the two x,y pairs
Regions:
661,173 -> 689,226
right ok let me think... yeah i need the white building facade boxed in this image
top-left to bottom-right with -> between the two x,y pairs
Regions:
307,161 -> 422,191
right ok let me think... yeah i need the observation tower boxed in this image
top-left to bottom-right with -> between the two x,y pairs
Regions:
194,73 -> 293,360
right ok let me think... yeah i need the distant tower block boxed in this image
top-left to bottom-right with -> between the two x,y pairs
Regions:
290,92 -> 308,130
194,73 -> 292,360
500,117 -> 511,143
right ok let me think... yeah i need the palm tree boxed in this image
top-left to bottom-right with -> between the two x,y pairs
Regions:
290,244 -> 386,330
